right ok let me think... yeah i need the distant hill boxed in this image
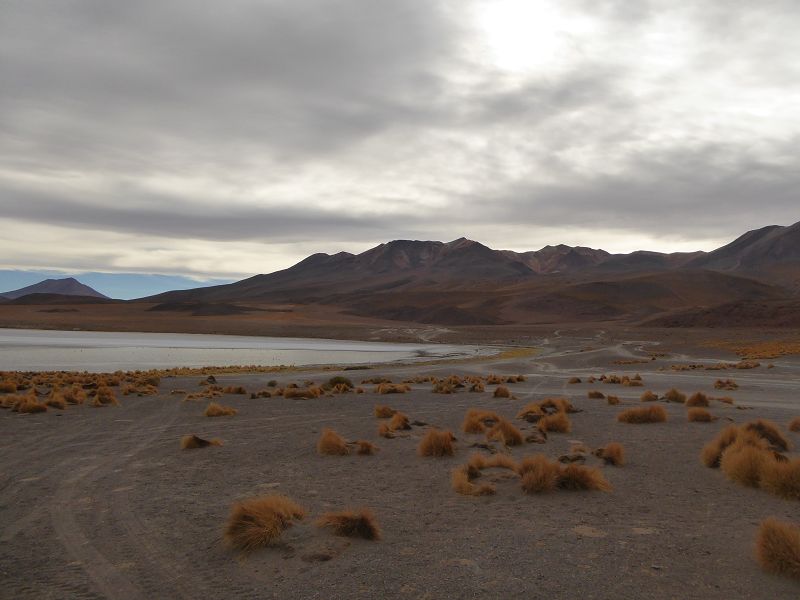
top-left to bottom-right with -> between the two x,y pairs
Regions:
0,277 -> 109,300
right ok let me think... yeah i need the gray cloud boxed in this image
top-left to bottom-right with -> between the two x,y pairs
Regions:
1,0 -> 799,276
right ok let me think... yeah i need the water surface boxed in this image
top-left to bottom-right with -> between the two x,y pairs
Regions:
0,328 -> 488,372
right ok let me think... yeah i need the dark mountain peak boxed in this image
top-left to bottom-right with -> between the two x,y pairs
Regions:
689,220 -> 800,271
0,277 -> 109,300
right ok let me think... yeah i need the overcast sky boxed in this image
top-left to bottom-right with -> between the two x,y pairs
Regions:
1,0 -> 799,281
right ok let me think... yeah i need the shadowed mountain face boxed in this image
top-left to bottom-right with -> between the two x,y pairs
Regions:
0,277 -> 109,300
137,221 -> 800,327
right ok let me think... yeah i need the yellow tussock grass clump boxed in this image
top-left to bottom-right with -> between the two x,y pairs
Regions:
388,412 -> 411,431
640,390 -> 658,402
0,381 -> 17,393
317,428 -> 350,455
284,387 -> 322,399
688,407 -> 715,422
760,459 -> 800,501
568,377 -> 581,384
516,402 -> 544,421
377,423 -> 394,438
63,386 -> 87,404
663,388 -> 686,403
539,397 -> 576,413
376,383 -> 410,394
462,409 -> 500,433
755,518 -> 800,580
355,440 -> 379,455
607,395 -> 620,405
374,405 -> 396,418
484,453 -> 518,471
451,465 -> 496,496
92,386 -> 119,407
181,434 -> 223,449
518,455 -> 561,494
588,390 -> 605,399
701,425 -> 744,468
617,405 -> 667,424
469,381 -> 485,392
537,412 -> 571,433
224,495 -> 306,553
743,419 -> 790,452
223,385 -> 247,395
493,385 -> 511,398
720,441 -> 775,488
316,508 -> 381,540
487,419 -> 524,446
787,417 -> 800,432
715,378 -> 738,390
686,392 -> 709,407
14,396 -> 47,413
418,429 -> 456,457
45,393 -> 66,410
558,464 -> 612,491
593,442 -> 625,466
204,402 -> 237,417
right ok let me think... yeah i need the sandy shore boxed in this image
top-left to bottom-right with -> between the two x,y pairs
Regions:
1,332 -> 799,599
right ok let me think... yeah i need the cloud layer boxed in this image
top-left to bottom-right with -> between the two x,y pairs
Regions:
2,0 -> 798,278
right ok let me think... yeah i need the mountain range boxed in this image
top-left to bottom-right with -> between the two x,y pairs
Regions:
3,221 -> 799,327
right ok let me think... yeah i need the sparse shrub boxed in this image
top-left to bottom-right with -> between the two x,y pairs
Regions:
469,381 -> 485,393
204,402 -> 237,417
686,392 -> 709,407
593,442 -> 625,466
755,518 -> 800,580
588,390 -> 604,399
640,390 -> 658,402
224,495 -> 306,553
388,412 -> 411,431
568,377 -> 581,384
462,409 -> 500,433
316,508 -> 381,540
223,385 -> 247,395
663,388 -> 686,403
181,434 -> 223,449
493,385 -> 511,398
607,395 -> 620,405
790,417 -> 800,433
418,429 -> 456,457
688,408 -> 714,422
376,383 -> 410,394
267,380 -> 277,387
374,405 -> 396,418
760,459 -> 800,501
715,379 -> 738,390
487,419 -> 524,446
317,428 -> 350,455
451,465 -> 496,496
537,412 -> 571,433
617,405 -> 667,424
355,440 -> 378,455
327,376 -> 354,389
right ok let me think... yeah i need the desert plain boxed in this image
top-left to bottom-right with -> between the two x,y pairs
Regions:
1,327 -> 799,600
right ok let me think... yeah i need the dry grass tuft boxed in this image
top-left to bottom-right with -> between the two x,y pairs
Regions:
223,385 -> 247,395
539,397 -> 577,413
617,405 -> 667,424
374,405 -> 396,418
204,402 -> 237,417
537,412 -> 571,434
484,453 -> 518,471
755,518 -> 800,580
743,419 -> 790,452
486,419 -> 524,446
224,495 -> 306,553
715,378 -> 739,390
790,417 -> 800,433
587,390 -> 605,399
388,412 -> 411,431
376,383 -> 410,394
760,459 -> 800,501
686,392 -> 710,407
720,441 -> 775,488
593,442 -> 625,466
606,395 -> 620,405
568,377 -> 581,384
640,390 -> 658,402
516,402 -> 544,422
663,388 -> 686,403
418,429 -> 456,457
0,381 -> 18,393
518,455 -> 561,494
45,394 -> 66,410
462,408 -> 500,433
92,386 -> 119,407
355,440 -> 379,455
181,434 -> 223,449
701,425 -> 743,468
316,508 -> 381,540
687,407 -> 715,422
558,464 -> 612,491
451,465 -> 496,496
283,387 -> 322,399
377,423 -> 394,438
14,396 -> 47,413
317,428 -> 350,456
493,385 -> 512,398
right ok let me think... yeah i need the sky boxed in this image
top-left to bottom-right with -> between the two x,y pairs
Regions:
1,0 -> 799,292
